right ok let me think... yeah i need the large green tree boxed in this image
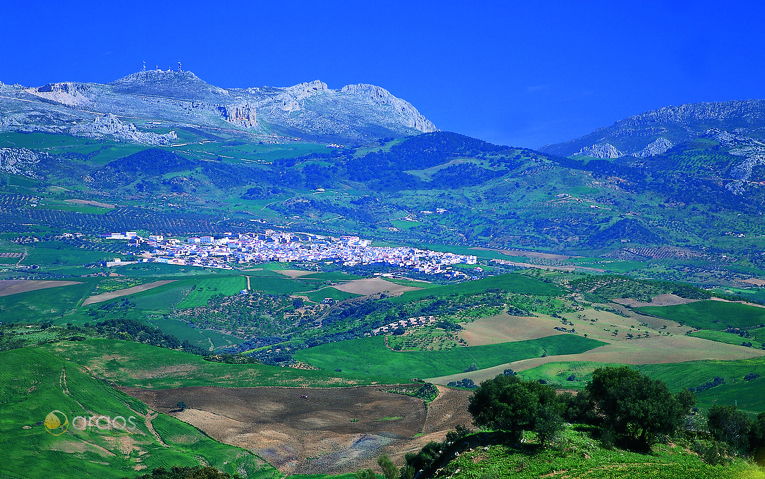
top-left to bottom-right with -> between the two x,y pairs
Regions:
586,366 -> 690,445
468,374 -> 560,442
708,404 -> 752,453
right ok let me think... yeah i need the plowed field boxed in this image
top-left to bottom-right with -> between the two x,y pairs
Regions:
122,385 -> 472,475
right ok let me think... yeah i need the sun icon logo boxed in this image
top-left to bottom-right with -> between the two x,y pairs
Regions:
44,410 -> 69,436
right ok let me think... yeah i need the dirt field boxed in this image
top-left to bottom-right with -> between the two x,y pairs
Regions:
334,277 -> 423,296
0,280 -> 81,297
81,280 -> 175,306
427,304 -> 765,386
459,313 -> 567,346
121,385 -> 473,475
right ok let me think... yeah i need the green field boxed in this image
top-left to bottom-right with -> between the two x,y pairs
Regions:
689,329 -> 763,349
145,317 -> 242,351
0,281 -> 96,324
176,275 -> 248,308
21,241 -> 113,267
514,360 -> 624,389
637,357 -> 765,415
293,335 -> 606,380
636,300 -> 765,330
301,287 -> 360,303
389,272 -> 564,304
39,338 -> 396,388
0,347 -> 279,479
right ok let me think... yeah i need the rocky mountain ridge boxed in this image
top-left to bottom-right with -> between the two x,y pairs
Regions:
0,70 -> 437,144
541,99 -> 765,159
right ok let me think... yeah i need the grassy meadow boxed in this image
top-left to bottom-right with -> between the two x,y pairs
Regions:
39,338 -> 394,389
0,347 -> 279,479
636,300 -> 765,330
293,334 -> 605,380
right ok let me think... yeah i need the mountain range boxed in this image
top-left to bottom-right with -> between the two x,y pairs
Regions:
3,73 -> 765,479
2,72 -> 765,290
0,69 -> 436,144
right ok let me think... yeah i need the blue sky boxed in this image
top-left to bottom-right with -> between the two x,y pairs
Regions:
2,1 -> 764,148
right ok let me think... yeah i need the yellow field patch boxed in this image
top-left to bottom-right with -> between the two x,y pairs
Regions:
459,313 -> 566,345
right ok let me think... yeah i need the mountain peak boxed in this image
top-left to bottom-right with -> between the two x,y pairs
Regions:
110,69 -> 229,100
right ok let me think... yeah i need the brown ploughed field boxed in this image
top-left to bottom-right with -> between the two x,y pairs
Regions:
122,385 -> 473,475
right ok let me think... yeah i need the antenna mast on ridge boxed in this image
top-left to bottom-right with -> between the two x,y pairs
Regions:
142,60 -> 146,72
178,61 -> 183,72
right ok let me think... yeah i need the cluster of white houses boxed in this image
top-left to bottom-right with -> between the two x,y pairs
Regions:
104,231 -> 477,276
371,316 -> 437,335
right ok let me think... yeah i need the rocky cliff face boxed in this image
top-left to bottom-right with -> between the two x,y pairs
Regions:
340,84 -> 437,133
0,71 -> 436,144
70,114 -> 178,145
573,143 -> 622,159
0,148 -> 48,177
541,99 -> 765,159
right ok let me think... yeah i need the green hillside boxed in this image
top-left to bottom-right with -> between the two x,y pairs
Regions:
0,347 -> 279,479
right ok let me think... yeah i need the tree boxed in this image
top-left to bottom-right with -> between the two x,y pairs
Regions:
468,374 -> 562,442
377,454 -> 397,479
534,405 -> 565,447
468,375 -> 538,441
749,412 -> 765,466
707,404 -> 752,453
176,401 -> 187,412
354,469 -> 376,479
586,366 -> 685,445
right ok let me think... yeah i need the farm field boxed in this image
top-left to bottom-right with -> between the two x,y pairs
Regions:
427,307 -> 765,388
145,317 -> 242,351
333,277 -> 423,296
82,279 -> 176,305
637,357 -> 765,415
689,329 -> 763,349
636,299 -> 765,330
121,384 -> 473,476
293,334 -> 606,380
0,279 -> 82,297
388,272 -> 564,304
176,275 -> 248,309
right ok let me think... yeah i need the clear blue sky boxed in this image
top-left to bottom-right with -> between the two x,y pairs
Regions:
2,1 -> 764,148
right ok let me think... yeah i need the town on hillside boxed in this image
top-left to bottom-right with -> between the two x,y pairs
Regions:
104,230 -> 477,277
